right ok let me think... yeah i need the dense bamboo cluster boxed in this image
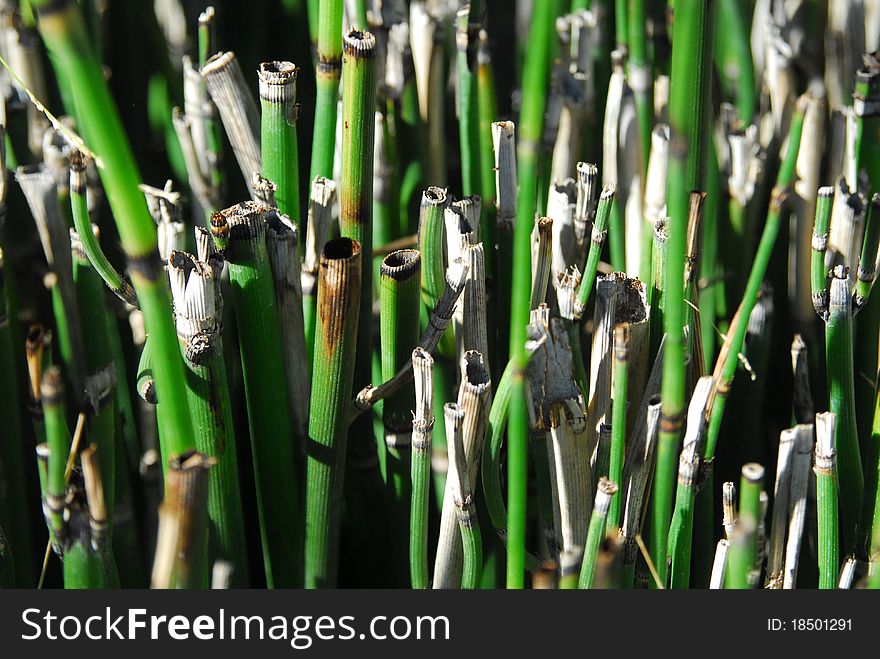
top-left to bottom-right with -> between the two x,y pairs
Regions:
0,0 -> 879,590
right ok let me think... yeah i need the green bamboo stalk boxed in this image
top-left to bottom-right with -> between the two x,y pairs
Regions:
607,324 -> 629,532
69,154 -> 137,307
714,0 -> 756,124
655,0 -> 715,586
198,7 -> 224,198
305,237 -> 362,588
725,463 -> 764,589
456,4 -> 480,196
259,61 -> 300,226
648,217 -> 668,358
41,367 -> 104,588
573,185 -> 614,320
212,201 -> 300,587
704,97 -> 808,465
814,412 -> 839,590
507,0 -> 560,587
168,248 -> 248,586
627,0 -> 652,176
824,266 -> 863,556
310,0 -> 343,182
410,347 -> 433,589
579,478 -> 618,589
476,29 -> 498,292
667,376 -> 714,589
810,186 -> 834,319
444,402 -> 482,589
151,452 -> 213,589
32,0 -> 194,460
380,249 -> 421,583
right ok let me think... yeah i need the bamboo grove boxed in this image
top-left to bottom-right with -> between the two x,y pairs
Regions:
0,0 -> 878,590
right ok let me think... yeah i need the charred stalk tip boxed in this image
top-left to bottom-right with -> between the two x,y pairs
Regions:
169,449 -> 217,474
741,462 -> 765,484
423,186 -> 448,206
461,350 -> 490,387
322,236 -> 362,264
40,366 -> 64,408
258,61 -> 298,102
380,249 -> 421,281
318,238 -> 362,352
26,324 -> 49,399
344,30 -> 377,58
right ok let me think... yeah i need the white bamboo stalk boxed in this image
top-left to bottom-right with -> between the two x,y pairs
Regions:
530,216 -> 553,309
722,481 -> 737,540
547,178 -> 578,278
709,539 -> 730,589
493,121 -> 517,231
838,556 -> 858,589
302,177 -> 337,305
202,51 -> 261,197
827,177 -> 865,281
782,424 -> 814,589
574,161 -> 598,264
766,426 -> 798,587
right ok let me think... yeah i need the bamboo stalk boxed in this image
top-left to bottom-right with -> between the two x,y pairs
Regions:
574,185 -> 615,320
151,452 -> 214,589
434,351 -> 490,588
410,347 -> 433,589
302,176 -> 337,367
167,248 -> 248,586
791,335 -> 814,425
202,51 -> 261,196
444,402 -> 482,589
212,201 -> 300,587
607,323 -> 630,532
725,463 -> 764,589
507,0 -> 559,589
305,237 -> 361,588
578,477 -> 618,589
259,61 -> 300,225
782,425 -> 813,589
856,194 -> 880,310
33,0 -> 195,461
667,376 -> 714,589
656,0 -> 716,586
709,539 -> 729,589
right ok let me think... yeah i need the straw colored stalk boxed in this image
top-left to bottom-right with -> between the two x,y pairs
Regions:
213,201 -> 300,587
266,215 -> 310,458
433,352 -> 490,589
547,180 -> 577,286
167,248 -> 248,586
585,273 -> 649,464
549,17 -> 588,187
725,463 -> 764,589
527,312 -> 591,557
351,256 -> 469,417
789,91 -> 825,324
600,51 -> 627,271
578,478 -> 618,589
839,556 -> 858,589
202,51 -> 261,197
151,452 -> 215,589
642,125 -> 669,282
709,539 -> 730,590
444,403 -> 482,589
826,178 -> 865,280
69,154 -> 137,307
530,216 -> 553,309
574,185 -> 615,320
772,425 -> 814,588
302,176 -> 337,366
410,347 -> 433,589
309,0 -> 342,182
460,242 -> 490,373
455,4 -> 480,196
480,328 -> 546,570
16,164 -> 86,400
620,369 -> 662,589
259,61 -> 300,224
493,121 -> 517,351
173,58 -> 221,214
140,182 -> 185,261
573,162 -> 599,270
25,324 -> 52,440
666,376 -> 713,589
305,237 -> 362,588
410,4 -> 447,185
790,335 -> 814,424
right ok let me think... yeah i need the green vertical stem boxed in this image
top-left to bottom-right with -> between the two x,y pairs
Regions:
579,478 -> 618,588
814,412 -> 839,589
305,238 -> 361,588
725,463 -> 763,589
259,61 -> 301,228
456,5 -> 480,196
33,0 -> 194,460
655,0 -> 715,585
310,0 -> 343,182
607,324 -> 629,531
213,202 -> 300,587
410,348 -> 433,589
